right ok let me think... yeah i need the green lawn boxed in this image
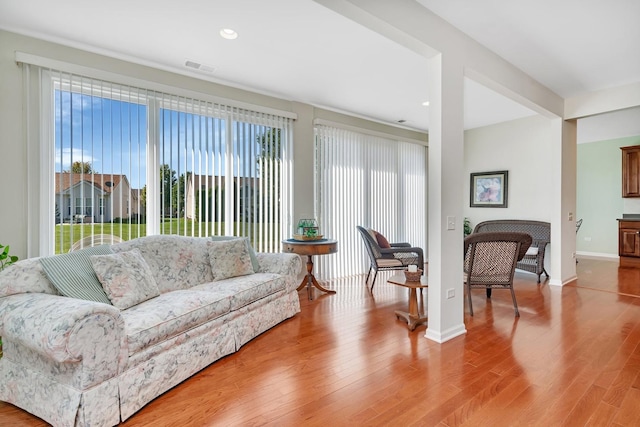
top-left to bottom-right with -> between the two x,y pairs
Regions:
54,220 -> 275,253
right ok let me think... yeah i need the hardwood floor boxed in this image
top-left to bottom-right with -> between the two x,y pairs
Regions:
2,257 -> 640,426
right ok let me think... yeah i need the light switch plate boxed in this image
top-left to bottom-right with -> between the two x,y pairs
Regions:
447,216 -> 455,230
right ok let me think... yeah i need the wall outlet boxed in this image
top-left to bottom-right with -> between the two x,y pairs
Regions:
584,236 -> 592,241
446,288 -> 455,299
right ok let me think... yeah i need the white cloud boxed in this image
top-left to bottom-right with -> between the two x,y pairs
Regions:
54,147 -> 98,171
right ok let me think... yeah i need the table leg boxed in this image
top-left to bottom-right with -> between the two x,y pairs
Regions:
296,255 -> 336,300
395,287 -> 428,331
408,288 -> 418,317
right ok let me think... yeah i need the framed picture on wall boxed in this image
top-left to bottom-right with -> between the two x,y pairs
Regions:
470,170 -> 508,208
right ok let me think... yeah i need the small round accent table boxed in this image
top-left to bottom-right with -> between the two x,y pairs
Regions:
282,239 -> 338,300
387,273 -> 428,331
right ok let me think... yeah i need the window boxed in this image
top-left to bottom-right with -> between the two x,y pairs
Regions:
314,125 -> 427,280
23,62 -> 293,255
86,198 -> 93,216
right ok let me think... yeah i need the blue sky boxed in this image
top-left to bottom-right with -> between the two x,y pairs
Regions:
55,89 -> 265,190
55,89 -> 147,188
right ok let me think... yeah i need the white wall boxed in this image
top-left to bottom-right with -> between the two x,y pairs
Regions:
578,106 -> 640,144
463,115 -> 553,228
575,107 -> 640,257
463,109 -> 640,260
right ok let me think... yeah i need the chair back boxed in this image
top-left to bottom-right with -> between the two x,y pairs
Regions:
356,226 -> 382,262
464,232 -> 532,285
473,219 -> 548,245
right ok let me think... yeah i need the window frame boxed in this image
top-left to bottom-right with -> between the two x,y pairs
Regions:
22,57 -> 296,256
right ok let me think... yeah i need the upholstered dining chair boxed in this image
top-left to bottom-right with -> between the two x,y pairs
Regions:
464,231 -> 532,317
356,226 -> 424,290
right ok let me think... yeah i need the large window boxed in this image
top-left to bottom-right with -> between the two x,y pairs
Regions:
314,125 -> 427,280
30,67 -> 292,254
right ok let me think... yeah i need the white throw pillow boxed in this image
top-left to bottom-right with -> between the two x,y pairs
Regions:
90,249 -> 160,310
207,238 -> 255,281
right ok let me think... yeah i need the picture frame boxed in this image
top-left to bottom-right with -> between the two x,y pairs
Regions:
470,170 -> 508,208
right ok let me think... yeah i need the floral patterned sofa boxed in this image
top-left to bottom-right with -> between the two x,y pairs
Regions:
0,235 -> 301,427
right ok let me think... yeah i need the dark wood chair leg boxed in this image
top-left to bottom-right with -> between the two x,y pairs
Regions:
370,269 -> 379,290
510,286 -> 520,317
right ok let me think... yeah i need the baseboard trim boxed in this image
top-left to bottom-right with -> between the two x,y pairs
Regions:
576,251 -> 618,260
549,275 -> 577,287
425,323 -> 467,343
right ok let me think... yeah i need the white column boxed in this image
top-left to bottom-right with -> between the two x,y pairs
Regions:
549,118 -> 578,285
291,102 -> 315,229
425,53 -> 467,343
146,98 -> 160,236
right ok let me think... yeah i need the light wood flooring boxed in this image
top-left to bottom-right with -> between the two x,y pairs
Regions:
1,257 -> 640,426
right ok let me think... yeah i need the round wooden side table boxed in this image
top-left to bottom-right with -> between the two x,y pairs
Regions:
282,239 -> 338,300
387,273 -> 428,331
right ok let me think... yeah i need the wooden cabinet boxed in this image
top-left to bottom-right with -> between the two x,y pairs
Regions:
621,145 -> 640,197
619,220 -> 640,267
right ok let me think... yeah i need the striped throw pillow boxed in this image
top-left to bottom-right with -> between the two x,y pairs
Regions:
40,245 -> 113,305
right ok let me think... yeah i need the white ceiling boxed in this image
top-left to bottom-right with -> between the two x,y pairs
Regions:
0,0 -> 638,132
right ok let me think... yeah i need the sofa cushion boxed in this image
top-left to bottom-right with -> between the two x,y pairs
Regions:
0,257 -> 59,298
39,245 -> 113,305
120,289 -> 232,355
211,235 -> 260,272
207,238 -> 255,281
192,273 -> 287,311
91,249 -> 160,310
111,235 -> 213,293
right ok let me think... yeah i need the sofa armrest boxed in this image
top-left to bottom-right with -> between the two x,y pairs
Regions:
256,252 -> 301,277
1,293 -> 126,382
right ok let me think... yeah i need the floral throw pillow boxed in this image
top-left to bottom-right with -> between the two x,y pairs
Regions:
211,235 -> 260,272
207,238 -> 255,281
90,249 -> 160,310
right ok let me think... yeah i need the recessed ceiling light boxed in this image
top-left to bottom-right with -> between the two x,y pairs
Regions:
422,101 -> 430,107
220,28 -> 238,40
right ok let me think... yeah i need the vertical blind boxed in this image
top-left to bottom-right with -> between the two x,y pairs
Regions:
314,125 -> 427,280
27,65 -> 292,254
52,72 -> 149,253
